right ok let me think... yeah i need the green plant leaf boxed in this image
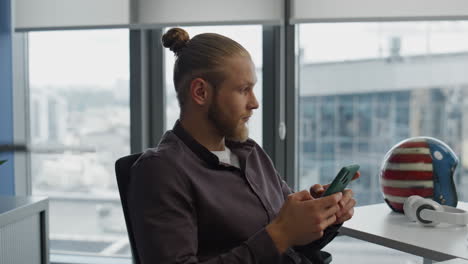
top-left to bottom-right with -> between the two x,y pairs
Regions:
0,160 -> 6,166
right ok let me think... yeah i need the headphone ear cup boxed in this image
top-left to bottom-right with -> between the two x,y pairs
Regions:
404,195 -> 422,222
414,198 -> 444,227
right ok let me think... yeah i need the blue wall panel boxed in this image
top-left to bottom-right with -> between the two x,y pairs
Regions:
0,0 -> 15,195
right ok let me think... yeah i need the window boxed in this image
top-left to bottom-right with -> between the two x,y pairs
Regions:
164,25 -> 263,145
29,29 -> 131,259
297,21 -> 468,262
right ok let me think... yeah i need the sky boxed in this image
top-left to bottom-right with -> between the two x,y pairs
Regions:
299,21 -> 468,63
28,25 -> 263,88
28,21 -> 468,88
29,29 -> 130,88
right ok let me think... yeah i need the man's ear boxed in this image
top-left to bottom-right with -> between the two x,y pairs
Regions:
190,78 -> 211,106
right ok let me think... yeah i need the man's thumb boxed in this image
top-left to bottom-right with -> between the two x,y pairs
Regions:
289,190 -> 314,201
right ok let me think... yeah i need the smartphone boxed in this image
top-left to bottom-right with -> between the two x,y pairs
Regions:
322,164 -> 360,196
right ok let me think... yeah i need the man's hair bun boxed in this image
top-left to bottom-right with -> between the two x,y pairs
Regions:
162,28 -> 190,55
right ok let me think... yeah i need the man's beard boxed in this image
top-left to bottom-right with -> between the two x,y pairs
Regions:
207,99 -> 249,143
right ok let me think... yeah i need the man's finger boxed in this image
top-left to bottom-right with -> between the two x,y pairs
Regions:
339,189 -> 353,207
310,184 -> 324,198
343,197 -> 357,210
310,184 -> 324,193
337,198 -> 357,217
289,190 -> 314,201
324,203 -> 340,218
324,212 -> 338,228
352,171 -> 360,181
318,192 -> 342,208
337,207 -> 354,223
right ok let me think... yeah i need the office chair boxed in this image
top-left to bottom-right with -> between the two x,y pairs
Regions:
116,153 -> 332,264
115,152 -> 143,264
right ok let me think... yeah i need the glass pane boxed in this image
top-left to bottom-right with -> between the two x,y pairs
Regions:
164,25 -> 263,145
298,20 -> 468,262
29,29 -> 131,258
298,21 -> 468,204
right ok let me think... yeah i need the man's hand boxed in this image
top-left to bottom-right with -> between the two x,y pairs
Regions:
266,190 -> 342,254
309,171 -> 360,225
334,189 -> 356,224
310,186 -> 356,225
310,171 -> 361,225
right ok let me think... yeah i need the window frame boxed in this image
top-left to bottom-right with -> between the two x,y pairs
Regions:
17,25 -> 281,264
22,28 -> 133,264
15,3 -> 468,264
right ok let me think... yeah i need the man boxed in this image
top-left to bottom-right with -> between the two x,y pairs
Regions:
127,28 -> 358,264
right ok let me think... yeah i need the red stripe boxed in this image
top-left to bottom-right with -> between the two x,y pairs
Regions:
383,186 -> 433,197
382,170 -> 433,180
397,141 -> 429,148
388,154 -> 432,163
387,201 -> 404,212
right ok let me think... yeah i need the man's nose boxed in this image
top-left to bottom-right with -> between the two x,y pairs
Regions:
248,92 -> 259,110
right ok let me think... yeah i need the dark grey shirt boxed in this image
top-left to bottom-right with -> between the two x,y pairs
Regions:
128,121 -> 339,264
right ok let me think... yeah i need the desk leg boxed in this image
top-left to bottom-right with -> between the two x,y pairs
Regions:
423,258 -> 433,264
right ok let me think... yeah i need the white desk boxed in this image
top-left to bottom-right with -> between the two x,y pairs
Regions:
0,196 -> 49,264
340,202 -> 468,263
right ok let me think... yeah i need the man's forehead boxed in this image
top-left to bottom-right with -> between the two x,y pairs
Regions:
241,79 -> 257,86
225,57 -> 257,84
233,73 -> 257,87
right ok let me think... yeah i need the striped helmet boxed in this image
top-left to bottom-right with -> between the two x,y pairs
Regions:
380,137 -> 459,213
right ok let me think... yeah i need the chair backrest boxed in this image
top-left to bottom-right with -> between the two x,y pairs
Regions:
115,153 -> 143,264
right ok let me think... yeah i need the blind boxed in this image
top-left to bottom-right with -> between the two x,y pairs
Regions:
135,0 -> 284,26
15,0 -> 130,31
15,0 -> 284,31
291,0 -> 468,23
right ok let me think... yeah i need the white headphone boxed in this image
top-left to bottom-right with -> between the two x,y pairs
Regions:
403,195 -> 468,227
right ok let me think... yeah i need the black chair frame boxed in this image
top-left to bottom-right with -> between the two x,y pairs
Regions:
115,153 -> 142,264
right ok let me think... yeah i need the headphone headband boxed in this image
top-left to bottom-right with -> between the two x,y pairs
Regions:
420,205 -> 468,226
404,195 -> 468,226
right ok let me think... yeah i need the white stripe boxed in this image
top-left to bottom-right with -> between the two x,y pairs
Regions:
405,138 -> 427,143
381,179 -> 434,188
383,194 -> 408,203
393,148 -> 430,154
384,162 -> 433,171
